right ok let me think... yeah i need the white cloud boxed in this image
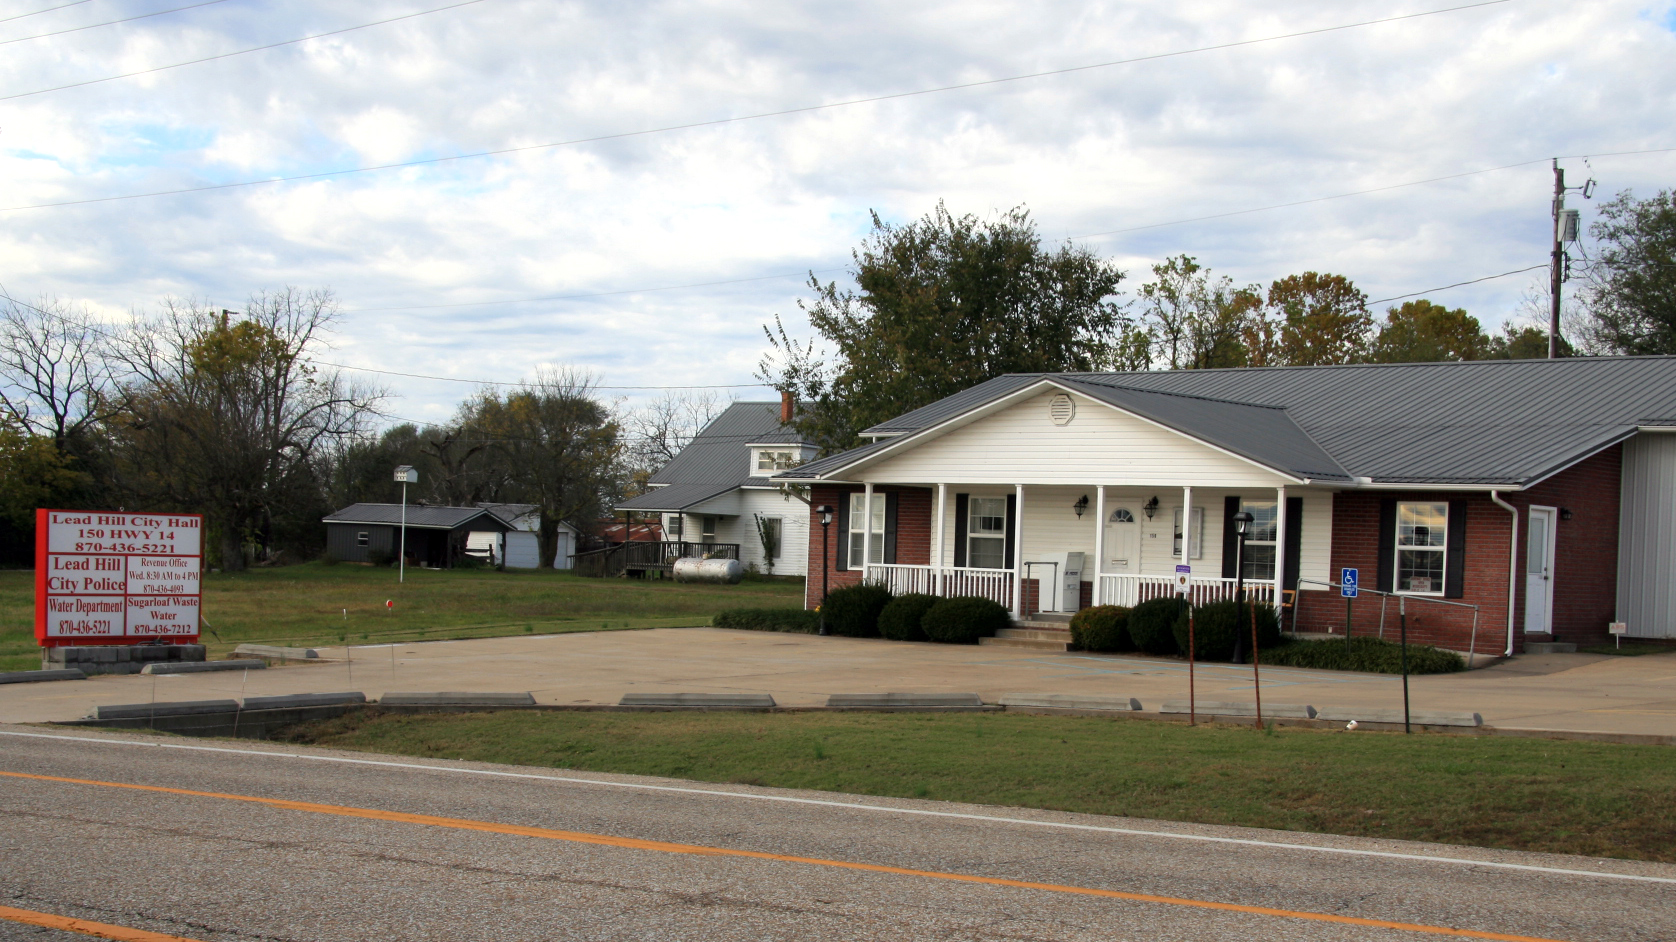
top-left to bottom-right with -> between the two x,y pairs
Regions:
0,0 -> 1672,418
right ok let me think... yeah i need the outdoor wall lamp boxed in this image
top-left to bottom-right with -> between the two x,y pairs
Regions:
1073,495 -> 1089,518
1143,496 -> 1160,519
1560,507 -> 1573,521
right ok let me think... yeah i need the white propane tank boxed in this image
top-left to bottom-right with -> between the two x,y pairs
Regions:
672,557 -> 743,584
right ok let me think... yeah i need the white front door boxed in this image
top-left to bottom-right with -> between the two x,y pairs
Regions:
1104,507 -> 1140,572
1525,506 -> 1557,635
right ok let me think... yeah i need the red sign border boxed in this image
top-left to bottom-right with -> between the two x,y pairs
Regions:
35,508 -> 204,648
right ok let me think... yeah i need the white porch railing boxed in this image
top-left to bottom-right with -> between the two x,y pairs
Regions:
864,563 -> 1014,610
1099,573 -> 1276,609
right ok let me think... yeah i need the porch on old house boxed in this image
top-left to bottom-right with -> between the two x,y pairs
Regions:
846,482 -> 1308,647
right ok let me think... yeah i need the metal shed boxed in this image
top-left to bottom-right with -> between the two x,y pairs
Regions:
323,503 -> 512,569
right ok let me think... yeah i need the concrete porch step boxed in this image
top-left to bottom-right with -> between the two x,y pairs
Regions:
982,626 -> 1071,652
994,627 -> 1073,642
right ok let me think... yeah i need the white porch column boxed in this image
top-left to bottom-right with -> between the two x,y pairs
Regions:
863,483 -> 875,576
1181,485 -> 1193,567
1012,484 -> 1025,620
1093,486 -> 1106,606
935,483 -> 948,596
1273,485 -> 1287,612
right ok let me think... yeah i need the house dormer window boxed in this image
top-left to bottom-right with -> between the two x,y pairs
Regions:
755,449 -> 797,472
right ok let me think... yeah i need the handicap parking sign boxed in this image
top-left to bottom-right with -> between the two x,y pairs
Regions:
1341,567 -> 1359,598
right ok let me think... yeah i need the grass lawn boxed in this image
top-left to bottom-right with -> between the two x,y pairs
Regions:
278,709 -> 1676,864
0,562 -> 804,672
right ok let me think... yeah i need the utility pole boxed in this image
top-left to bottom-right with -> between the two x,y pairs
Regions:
1549,159 -> 1564,360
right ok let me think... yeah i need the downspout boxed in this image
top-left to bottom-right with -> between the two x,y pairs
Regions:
1490,490 -> 1519,657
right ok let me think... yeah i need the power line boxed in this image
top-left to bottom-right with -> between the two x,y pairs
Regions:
0,0 -> 490,102
313,360 -> 772,389
0,0 -> 232,46
0,0 -> 92,25
1366,264 -> 1548,306
341,268 -> 849,314
0,0 -> 1516,211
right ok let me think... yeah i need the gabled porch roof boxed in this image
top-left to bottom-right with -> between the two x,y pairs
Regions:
777,376 -> 1352,485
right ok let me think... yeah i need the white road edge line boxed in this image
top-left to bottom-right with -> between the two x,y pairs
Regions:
4,728 -> 1672,886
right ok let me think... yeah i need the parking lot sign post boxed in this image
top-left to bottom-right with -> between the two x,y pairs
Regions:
1341,568 -> 1359,650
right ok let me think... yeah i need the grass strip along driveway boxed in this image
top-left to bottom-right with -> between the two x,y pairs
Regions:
0,563 -> 804,671
278,709 -> 1676,865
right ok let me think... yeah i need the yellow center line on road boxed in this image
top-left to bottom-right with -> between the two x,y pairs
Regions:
0,903 -> 207,942
1,769 -> 1571,942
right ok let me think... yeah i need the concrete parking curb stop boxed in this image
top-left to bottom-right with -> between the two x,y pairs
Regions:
618,693 -> 777,710
141,659 -> 267,675
0,669 -> 86,684
825,692 -> 992,711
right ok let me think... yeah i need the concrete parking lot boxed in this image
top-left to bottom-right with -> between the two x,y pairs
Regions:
3,628 -> 1674,736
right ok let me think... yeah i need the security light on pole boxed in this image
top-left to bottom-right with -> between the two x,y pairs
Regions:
815,505 -> 834,636
394,465 -> 418,584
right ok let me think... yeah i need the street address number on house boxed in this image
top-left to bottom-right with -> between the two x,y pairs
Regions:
34,509 -> 203,646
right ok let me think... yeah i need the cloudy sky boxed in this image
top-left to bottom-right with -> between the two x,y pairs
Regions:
2,0 -> 1673,424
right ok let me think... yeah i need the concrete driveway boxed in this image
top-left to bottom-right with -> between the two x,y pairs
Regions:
4,628 -> 1675,736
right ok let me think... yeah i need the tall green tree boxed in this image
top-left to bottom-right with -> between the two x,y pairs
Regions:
1584,188 -> 1676,354
759,203 -> 1128,452
109,290 -> 384,569
1266,272 -> 1372,366
1368,300 -> 1491,363
1135,255 -> 1254,370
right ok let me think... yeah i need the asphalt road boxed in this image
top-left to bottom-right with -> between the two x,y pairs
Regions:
1,725 -> 1672,942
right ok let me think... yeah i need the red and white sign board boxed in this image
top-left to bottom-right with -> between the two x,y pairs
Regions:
35,509 -> 203,647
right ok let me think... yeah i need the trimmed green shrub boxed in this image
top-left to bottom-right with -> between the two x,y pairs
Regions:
1069,605 -> 1132,652
921,596 -> 1010,644
712,608 -> 820,634
1173,600 -> 1281,661
821,583 -> 893,637
1263,637 -> 1465,674
1126,596 -> 1186,655
878,593 -> 939,642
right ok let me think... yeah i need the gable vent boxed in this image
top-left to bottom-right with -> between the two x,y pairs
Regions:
1049,393 -> 1075,426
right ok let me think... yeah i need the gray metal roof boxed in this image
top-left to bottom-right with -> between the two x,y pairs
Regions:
613,401 -> 808,512
615,482 -> 738,512
807,357 -> 1676,487
323,503 -> 506,530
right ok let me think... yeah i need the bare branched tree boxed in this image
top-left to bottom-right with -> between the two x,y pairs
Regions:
0,293 -> 121,446
622,390 -> 727,485
108,288 -> 386,569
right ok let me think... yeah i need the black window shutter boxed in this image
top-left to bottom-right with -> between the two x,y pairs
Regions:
1284,496 -> 1304,591
1221,496 -> 1241,579
883,491 -> 899,564
835,492 -> 850,571
1004,493 -> 1017,570
1444,499 -> 1467,599
953,494 -> 969,567
1376,498 -> 1397,592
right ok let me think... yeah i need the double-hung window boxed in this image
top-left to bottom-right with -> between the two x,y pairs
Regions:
756,450 -> 796,472
1238,499 -> 1278,580
847,493 -> 884,570
967,497 -> 1008,569
1396,501 -> 1447,594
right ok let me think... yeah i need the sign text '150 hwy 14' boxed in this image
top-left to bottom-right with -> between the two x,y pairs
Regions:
35,509 -> 203,646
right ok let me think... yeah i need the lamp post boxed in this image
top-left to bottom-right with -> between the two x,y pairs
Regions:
1230,510 -> 1253,664
815,505 -> 833,636
394,465 -> 418,584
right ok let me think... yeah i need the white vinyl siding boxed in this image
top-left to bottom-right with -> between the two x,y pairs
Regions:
856,390 -> 1293,487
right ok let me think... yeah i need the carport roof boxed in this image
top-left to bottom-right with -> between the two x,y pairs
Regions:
323,503 -> 504,530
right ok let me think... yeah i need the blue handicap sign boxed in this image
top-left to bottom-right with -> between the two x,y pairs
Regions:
1341,567 -> 1359,598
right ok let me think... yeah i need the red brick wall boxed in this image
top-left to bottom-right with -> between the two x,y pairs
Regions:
803,485 -> 933,609
1292,445 -> 1621,652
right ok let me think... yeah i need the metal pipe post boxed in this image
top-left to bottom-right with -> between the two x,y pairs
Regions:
1400,596 -> 1412,733
398,480 -> 408,584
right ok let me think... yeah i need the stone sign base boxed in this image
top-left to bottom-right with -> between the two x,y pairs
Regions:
43,644 -> 206,676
